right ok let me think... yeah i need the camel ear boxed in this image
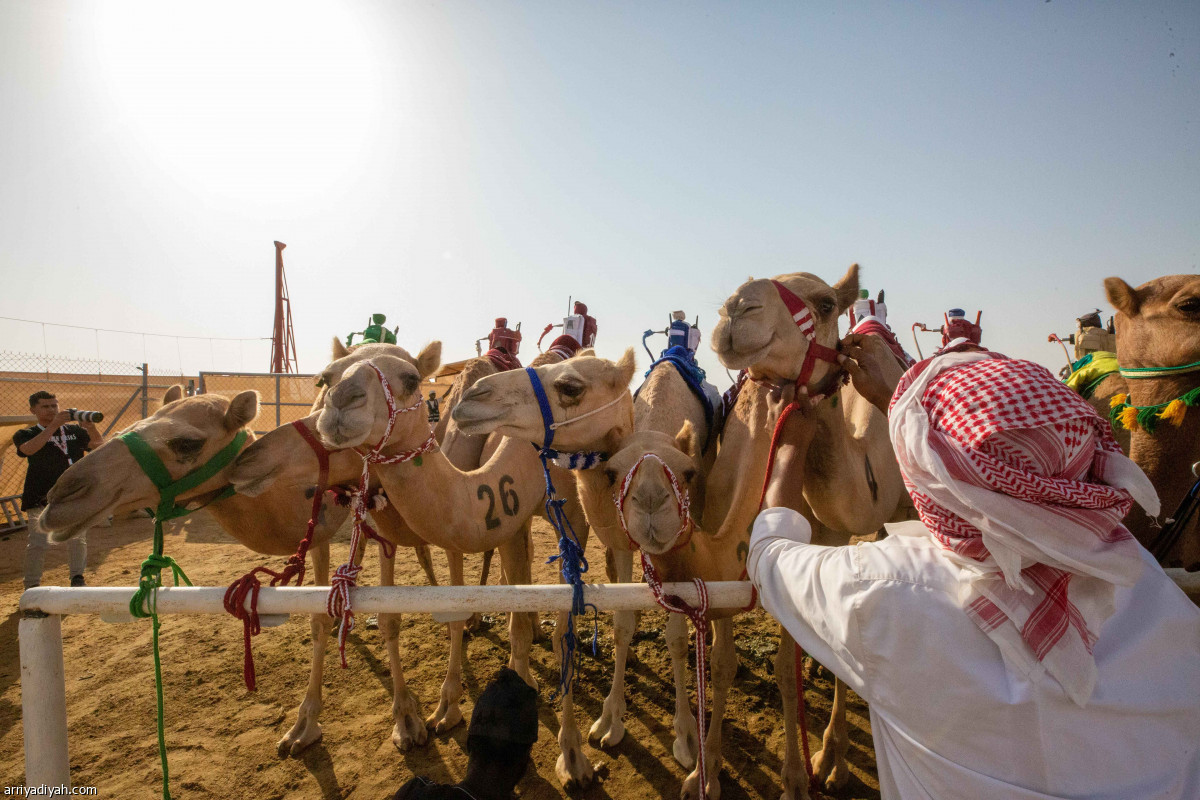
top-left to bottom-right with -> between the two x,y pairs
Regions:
577,348 -> 596,358
224,390 -> 259,430
833,263 -> 861,314
1105,277 -> 1141,316
611,348 -> 637,388
331,337 -> 350,359
415,341 -> 442,380
162,385 -> 184,405
675,420 -> 697,458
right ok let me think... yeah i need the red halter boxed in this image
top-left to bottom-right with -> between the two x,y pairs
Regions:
770,280 -> 842,390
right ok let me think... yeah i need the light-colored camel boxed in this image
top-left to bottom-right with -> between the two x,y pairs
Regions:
38,340 -> 447,757
232,348 -> 632,788
455,352 -> 758,800
1105,274 -> 1200,568
711,264 -> 908,794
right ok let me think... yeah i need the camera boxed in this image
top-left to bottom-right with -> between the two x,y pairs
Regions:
67,408 -> 104,423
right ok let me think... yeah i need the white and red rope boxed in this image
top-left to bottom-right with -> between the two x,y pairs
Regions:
327,361 -> 435,667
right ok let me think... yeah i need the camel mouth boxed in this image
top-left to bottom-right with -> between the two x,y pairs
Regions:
716,333 -> 777,371
451,401 -> 508,436
39,495 -> 120,543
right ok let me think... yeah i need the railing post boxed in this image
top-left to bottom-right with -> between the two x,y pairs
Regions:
141,363 -> 149,419
20,614 -> 70,786
275,373 -> 281,428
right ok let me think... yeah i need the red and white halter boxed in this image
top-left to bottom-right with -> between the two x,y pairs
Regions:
613,452 -> 693,553
769,279 -> 842,390
326,361 -> 437,667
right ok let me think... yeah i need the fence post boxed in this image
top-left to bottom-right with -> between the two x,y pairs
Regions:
20,614 -> 71,786
275,373 -> 281,428
141,363 -> 149,419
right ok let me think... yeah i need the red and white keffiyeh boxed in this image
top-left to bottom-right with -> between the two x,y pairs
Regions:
888,351 -> 1159,705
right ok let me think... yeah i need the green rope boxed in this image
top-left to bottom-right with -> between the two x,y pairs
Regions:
118,429 -> 246,800
1119,358 -> 1200,379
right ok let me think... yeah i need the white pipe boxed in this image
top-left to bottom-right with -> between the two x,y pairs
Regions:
19,581 -> 757,618
20,615 -> 70,786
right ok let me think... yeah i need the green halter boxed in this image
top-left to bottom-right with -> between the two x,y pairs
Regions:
119,427 -> 248,800
1118,357 -> 1200,379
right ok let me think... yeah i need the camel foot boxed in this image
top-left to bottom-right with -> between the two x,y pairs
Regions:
425,694 -> 464,735
671,710 -> 699,769
509,659 -> 538,692
811,747 -> 849,791
392,692 -> 429,752
587,692 -> 627,748
779,760 -> 811,800
681,765 -> 720,800
276,712 -> 322,758
556,721 -> 595,789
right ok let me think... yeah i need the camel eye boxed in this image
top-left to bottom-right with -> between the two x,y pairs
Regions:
555,379 -> 585,399
819,298 -> 836,315
167,437 -> 205,457
1176,297 -> 1200,316
682,468 -> 697,484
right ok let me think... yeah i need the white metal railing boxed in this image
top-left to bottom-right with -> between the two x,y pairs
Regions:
18,571 -> 1200,787
18,581 -> 757,786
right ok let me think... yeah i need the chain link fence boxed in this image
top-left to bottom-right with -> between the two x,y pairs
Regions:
1,352 -> 312,532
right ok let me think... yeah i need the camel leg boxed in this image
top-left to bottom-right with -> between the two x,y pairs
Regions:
811,678 -> 850,791
682,617 -> 735,800
775,625 -> 810,800
277,541 -> 332,757
589,548 -> 633,748
498,522 -> 538,691
666,611 -> 700,768
478,548 -> 494,585
378,549 -> 428,752
414,543 -> 439,586
426,548 -> 466,734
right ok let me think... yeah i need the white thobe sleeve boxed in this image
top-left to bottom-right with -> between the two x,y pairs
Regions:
747,507 -> 869,697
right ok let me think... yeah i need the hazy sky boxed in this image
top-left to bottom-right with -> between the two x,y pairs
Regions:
1,1 -> 1196,385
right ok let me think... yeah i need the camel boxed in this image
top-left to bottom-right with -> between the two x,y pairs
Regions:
1105,274 -> 1200,568
454,352 -> 761,800
37,340 -> 446,758
231,347 -> 632,788
711,264 -> 909,794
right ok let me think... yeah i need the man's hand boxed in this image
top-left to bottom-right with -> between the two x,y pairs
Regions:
81,420 -> 104,450
838,333 -> 903,414
48,410 -> 72,431
762,383 -> 822,511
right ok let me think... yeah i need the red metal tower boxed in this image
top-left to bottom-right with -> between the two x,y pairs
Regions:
269,241 -> 300,373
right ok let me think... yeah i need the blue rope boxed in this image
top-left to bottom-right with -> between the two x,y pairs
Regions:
525,368 -> 599,697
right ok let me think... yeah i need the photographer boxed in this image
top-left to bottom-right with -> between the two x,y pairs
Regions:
12,390 -> 103,589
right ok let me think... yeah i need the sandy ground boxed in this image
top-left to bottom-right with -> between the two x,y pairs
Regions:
0,513 -> 880,799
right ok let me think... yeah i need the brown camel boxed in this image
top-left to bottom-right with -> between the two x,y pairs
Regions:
38,340 -> 446,757
231,348 -> 628,788
711,264 -> 908,794
1105,274 -> 1200,568
454,351 -> 726,794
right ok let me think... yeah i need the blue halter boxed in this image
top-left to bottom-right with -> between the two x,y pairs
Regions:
526,366 -> 600,696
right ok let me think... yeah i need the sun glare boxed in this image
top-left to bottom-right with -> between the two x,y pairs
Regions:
91,0 -> 383,207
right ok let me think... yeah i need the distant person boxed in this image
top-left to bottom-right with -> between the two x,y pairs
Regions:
392,668 -> 538,800
12,391 -> 103,588
426,391 -> 440,424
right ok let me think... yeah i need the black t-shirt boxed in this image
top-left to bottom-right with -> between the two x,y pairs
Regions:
12,424 -> 91,510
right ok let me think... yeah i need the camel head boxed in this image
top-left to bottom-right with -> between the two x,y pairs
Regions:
452,349 -> 637,451
38,386 -> 258,541
712,265 -> 859,385
231,339 -> 441,497
316,354 -> 429,450
1105,275 -> 1200,369
606,422 -> 701,554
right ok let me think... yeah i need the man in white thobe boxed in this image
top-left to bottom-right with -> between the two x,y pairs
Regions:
748,337 -> 1200,799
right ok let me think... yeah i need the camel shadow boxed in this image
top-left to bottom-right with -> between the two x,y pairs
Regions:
297,741 -> 343,800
